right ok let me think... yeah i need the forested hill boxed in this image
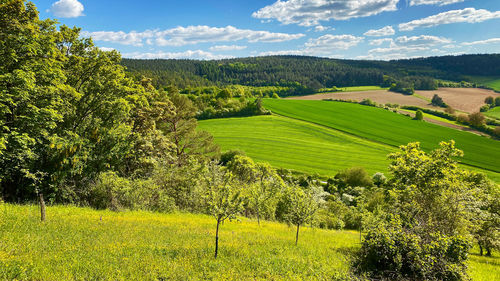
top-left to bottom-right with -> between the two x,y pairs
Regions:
121,54 -> 500,90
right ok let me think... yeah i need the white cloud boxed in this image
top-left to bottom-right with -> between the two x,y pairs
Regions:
305,34 -> 364,52
409,0 -> 464,6
399,8 -> 500,31
99,47 -> 115,52
252,0 -> 399,26
83,25 -> 304,47
313,25 -> 332,32
209,45 -> 247,51
122,50 -> 231,60
364,26 -> 395,37
258,34 -> 363,58
369,45 -> 429,55
369,38 -> 393,46
49,0 -> 84,18
462,38 -> 500,46
395,35 -> 452,46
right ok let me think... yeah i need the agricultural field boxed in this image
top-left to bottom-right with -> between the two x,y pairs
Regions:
199,115 -> 393,176
291,89 -> 439,110
261,99 -> 500,176
415,88 -> 500,113
468,76 -> 500,92
485,107 -> 500,119
1,204 -> 498,281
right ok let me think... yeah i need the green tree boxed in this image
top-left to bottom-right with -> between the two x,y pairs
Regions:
485,96 -> 494,104
285,185 -> 328,245
202,163 -> 244,258
414,109 -> 424,120
468,112 -> 486,127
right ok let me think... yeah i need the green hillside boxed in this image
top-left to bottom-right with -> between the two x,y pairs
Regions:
262,99 -> 500,174
199,115 -> 392,176
1,204 -> 498,281
468,76 -> 500,91
485,107 -> 500,119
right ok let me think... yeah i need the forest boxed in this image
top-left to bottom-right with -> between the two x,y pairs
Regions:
0,1 -> 499,280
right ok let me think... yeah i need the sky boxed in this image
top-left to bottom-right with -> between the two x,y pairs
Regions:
32,0 -> 500,60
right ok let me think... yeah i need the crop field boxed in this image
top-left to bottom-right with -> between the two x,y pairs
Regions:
415,88 -> 500,113
0,204 -> 498,281
199,115 -> 392,176
291,89 -> 439,110
262,99 -> 500,175
485,107 -> 500,119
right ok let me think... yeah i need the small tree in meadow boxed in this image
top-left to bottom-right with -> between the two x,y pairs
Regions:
468,112 -> 486,127
414,109 -> 424,120
485,96 -> 494,105
203,163 -> 244,258
285,185 -> 328,245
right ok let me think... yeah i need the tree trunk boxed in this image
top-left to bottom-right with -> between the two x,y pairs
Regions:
295,224 -> 300,246
39,193 -> 46,222
486,247 -> 491,257
215,219 -> 220,258
479,245 -> 483,256
257,207 -> 260,225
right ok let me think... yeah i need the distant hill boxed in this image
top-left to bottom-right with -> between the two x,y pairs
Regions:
121,54 -> 500,91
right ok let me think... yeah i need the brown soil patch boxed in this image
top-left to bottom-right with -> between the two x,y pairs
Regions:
288,90 -> 442,110
415,88 -> 500,113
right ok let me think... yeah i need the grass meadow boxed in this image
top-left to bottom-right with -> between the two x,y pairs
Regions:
485,106 -> 500,119
469,76 -> 500,91
262,99 -> 500,175
198,115 -> 392,176
0,204 -> 498,281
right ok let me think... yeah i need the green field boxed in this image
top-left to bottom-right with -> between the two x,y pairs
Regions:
469,77 -> 500,91
0,204 -> 498,281
262,99 -> 500,175
485,107 -> 500,119
199,115 -> 392,176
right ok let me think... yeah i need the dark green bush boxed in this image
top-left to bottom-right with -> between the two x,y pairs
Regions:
354,217 -> 471,281
414,110 -> 424,120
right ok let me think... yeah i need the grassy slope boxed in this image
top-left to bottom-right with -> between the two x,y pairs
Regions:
469,76 -> 500,91
336,86 -> 387,92
262,99 -> 500,175
485,107 -> 500,119
199,115 -> 392,176
0,204 -> 498,281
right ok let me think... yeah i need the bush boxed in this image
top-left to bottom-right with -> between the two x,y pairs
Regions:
431,94 -> 446,107
354,217 -> 471,281
89,172 -> 176,212
485,96 -> 494,104
334,167 -> 374,191
359,99 -> 376,107
468,112 -> 486,127
495,97 -> 500,106
457,114 -> 469,124
414,110 -> 424,120
272,93 -> 280,99
480,105 -> 490,112
445,106 -> 456,114
372,172 -> 387,187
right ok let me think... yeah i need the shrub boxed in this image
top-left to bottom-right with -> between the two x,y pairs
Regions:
272,93 -> 280,99
414,110 -> 424,120
334,167 -> 374,190
480,105 -> 490,112
431,94 -> 446,107
495,97 -> 500,106
372,172 -> 387,187
457,114 -> 469,124
445,106 -> 456,114
468,112 -> 486,127
354,217 -> 471,281
485,96 -> 494,104
359,99 -> 376,107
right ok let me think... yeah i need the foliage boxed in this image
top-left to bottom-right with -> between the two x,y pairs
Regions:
372,172 -> 387,187
414,109 -> 424,120
485,96 -> 495,105
468,112 -> 486,127
334,167 -> 374,191
431,94 -> 446,107
354,141 -> 493,280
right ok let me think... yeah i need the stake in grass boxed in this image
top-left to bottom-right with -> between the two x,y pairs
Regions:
203,163 -> 244,258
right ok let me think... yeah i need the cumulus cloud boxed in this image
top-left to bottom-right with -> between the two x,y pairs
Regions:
409,0 -> 464,6
258,34 -> 363,58
369,38 -> 393,46
98,47 -> 115,52
395,35 -> 452,46
49,0 -> 84,18
399,8 -> 500,31
462,37 -> 500,46
363,26 -> 395,37
122,50 -> 231,60
305,34 -> 364,52
209,45 -> 247,51
83,25 -> 304,47
252,0 -> 399,26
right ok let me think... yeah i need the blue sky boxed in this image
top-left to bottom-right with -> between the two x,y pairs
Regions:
33,0 -> 500,60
